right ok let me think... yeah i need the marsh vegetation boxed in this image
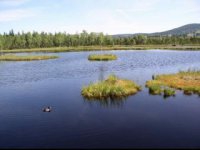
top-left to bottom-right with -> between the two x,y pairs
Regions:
1,45 -> 200,54
88,54 -> 117,61
146,70 -> 200,97
81,75 -> 141,100
0,54 -> 58,61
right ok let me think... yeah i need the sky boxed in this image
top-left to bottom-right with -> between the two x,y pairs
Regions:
0,0 -> 200,34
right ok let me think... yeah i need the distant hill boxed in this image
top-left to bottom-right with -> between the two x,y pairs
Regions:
113,23 -> 200,38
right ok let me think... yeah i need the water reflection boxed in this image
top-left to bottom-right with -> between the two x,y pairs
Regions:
83,97 -> 128,108
164,94 -> 176,99
98,64 -> 106,81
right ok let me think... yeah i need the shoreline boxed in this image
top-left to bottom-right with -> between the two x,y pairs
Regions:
1,45 -> 200,53
0,54 -> 58,61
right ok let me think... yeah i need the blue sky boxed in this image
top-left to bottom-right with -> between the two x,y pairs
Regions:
0,0 -> 200,34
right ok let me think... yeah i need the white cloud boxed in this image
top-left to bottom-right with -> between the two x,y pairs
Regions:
0,8 -> 36,22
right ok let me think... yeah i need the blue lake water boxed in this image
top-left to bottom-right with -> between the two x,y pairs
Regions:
0,50 -> 200,148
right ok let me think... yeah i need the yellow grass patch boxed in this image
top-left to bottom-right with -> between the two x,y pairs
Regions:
88,54 -> 117,61
0,54 -> 58,61
146,70 -> 200,96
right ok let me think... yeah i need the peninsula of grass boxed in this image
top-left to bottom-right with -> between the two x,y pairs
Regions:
81,75 -> 141,100
88,54 -> 117,61
0,54 -> 58,61
146,70 -> 200,97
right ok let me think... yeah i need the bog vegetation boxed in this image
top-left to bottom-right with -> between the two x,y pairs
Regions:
82,75 -> 141,100
88,54 -> 117,61
146,70 -> 200,97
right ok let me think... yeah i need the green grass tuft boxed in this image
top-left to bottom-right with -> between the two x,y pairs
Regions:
164,88 -> 176,98
81,75 -> 141,100
148,85 -> 163,95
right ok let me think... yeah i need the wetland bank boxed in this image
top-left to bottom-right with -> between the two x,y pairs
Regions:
0,54 -> 58,61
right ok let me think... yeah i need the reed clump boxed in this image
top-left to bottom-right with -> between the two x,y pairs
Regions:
82,75 -> 141,100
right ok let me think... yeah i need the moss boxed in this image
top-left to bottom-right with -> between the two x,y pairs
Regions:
0,54 -> 58,61
81,75 -> 141,100
88,54 -> 117,61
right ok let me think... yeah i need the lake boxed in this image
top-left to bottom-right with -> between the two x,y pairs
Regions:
0,50 -> 200,148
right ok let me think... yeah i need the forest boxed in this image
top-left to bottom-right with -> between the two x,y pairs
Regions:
0,30 -> 200,50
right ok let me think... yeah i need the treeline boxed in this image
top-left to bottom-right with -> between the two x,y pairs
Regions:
0,30 -> 200,50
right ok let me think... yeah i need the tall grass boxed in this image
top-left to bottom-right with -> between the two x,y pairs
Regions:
82,75 -> 141,100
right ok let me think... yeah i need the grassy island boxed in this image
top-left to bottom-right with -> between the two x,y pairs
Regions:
0,54 -> 58,61
146,70 -> 200,97
81,75 -> 141,100
88,54 -> 117,61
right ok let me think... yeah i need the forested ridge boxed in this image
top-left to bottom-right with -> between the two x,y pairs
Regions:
0,29 -> 200,50
113,23 -> 200,37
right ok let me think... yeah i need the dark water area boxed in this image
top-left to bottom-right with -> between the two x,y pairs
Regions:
0,50 -> 200,148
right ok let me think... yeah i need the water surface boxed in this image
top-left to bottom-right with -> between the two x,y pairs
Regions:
0,50 -> 200,148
